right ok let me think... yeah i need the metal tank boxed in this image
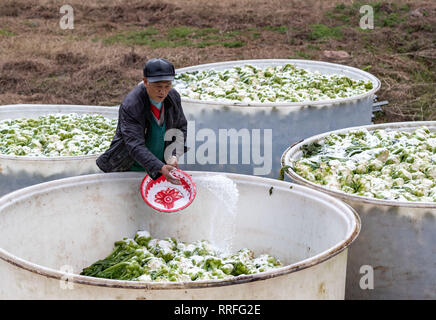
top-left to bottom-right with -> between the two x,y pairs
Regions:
281,121 -> 436,299
175,59 -> 380,179
0,104 -> 118,197
0,171 -> 360,299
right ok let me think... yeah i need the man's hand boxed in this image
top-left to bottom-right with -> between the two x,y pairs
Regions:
160,164 -> 181,185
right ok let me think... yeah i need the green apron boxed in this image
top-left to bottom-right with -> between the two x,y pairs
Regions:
129,118 -> 166,172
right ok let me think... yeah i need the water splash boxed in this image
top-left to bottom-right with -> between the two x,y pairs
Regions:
194,174 -> 239,254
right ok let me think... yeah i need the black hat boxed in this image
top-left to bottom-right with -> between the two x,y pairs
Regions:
143,58 -> 175,82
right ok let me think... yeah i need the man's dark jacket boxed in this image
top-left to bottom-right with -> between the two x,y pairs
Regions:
96,84 -> 187,180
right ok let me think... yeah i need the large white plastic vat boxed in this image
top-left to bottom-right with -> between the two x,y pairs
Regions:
176,59 -> 381,178
281,121 -> 436,299
0,104 -> 118,197
0,171 -> 360,299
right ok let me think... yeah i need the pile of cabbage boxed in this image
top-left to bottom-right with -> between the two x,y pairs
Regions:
81,231 -> 283,282
0,113 -> 117,156
174,63 -> 373,103
292,126 -> 436,202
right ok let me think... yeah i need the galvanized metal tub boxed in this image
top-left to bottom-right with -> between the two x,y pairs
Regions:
0,104 -> 118,197
175,59 -> 380,178
0,171 -> 360,299
281,121 -> 436,299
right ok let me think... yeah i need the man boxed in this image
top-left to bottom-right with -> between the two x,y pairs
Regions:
97,58 -> 187,184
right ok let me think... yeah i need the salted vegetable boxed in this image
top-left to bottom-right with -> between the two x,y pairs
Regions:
0,113 -> 117,156
174,63 -> 373,103
81,231 -> 283,282
292,126 -> 436,202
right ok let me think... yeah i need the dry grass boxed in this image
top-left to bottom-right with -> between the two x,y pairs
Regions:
0,0 -> 435,121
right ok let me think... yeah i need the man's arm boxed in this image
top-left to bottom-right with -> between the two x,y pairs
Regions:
119,104 -> 164,180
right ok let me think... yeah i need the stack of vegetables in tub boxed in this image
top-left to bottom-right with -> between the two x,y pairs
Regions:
291,126 -> 436,202
81,231 -> 283,282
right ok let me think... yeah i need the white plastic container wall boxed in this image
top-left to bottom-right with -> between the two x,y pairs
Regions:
175,59 -> 381,178
281,121 -> 436,299
0,172 -> 360,299
0,104 -> 118,197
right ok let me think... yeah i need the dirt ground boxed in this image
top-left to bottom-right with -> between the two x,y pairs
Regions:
0,0 -> 435,122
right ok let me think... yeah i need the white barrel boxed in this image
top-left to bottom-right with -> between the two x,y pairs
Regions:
281,121 -> 436,299
0,104 -> 119,197
0,171 -> 360,299
176,59 -> 381,178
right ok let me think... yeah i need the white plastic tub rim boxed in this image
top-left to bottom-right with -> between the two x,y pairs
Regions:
0,171 -> 360,290
175,59 -> 381,108
0,104 -> 119,162
281,121 -> 436,209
